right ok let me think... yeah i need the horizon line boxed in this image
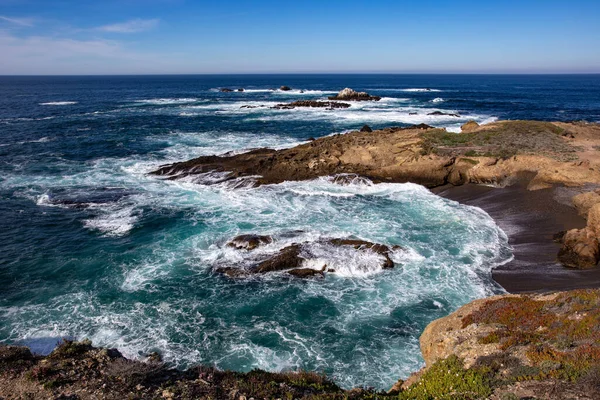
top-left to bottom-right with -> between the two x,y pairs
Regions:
1,72 -> 600,77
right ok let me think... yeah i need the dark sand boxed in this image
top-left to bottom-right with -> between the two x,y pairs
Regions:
434,182 -> 600,293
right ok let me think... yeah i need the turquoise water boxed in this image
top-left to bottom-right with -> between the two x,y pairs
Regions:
4,74 -> 596,389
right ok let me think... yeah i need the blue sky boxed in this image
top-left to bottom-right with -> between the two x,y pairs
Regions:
0,0 -> 599,74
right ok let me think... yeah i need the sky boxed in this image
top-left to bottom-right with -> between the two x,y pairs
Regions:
0,0 -> 599,75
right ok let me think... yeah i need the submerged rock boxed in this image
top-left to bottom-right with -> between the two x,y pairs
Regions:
328,88 -> 381,101
271,100 -> 351,110
227,234 -> 273,251
220,88 -> 233,92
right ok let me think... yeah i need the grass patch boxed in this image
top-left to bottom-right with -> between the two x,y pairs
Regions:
420,121 -> 578,161
398,355 -> 493,400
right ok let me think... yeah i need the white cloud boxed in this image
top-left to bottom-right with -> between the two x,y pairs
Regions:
0,15 -> 34,27
0,31 -> 181,74
96,18 -> 159,33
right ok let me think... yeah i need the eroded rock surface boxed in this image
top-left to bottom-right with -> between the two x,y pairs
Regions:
328,88 -> 381,101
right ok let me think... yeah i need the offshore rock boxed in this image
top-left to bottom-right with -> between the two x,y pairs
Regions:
279,86 -> 292,91
427,111 -> 461,117
220,88 -> 233,92
253,245 -> 302,273
360,125 -> 373,132
328,88 -> 381,101
227,234 -> 273,251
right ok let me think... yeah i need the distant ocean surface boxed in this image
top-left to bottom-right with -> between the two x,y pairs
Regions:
1,74 -> 598,389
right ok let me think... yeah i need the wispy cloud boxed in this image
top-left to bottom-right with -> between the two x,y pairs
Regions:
0,15 -> 34,27
96,18 -> 159,33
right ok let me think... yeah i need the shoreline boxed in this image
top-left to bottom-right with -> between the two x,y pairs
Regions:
434,181 -> 600,293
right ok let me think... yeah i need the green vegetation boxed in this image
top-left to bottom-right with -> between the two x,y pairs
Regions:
397,356 -> 493,400
420,121 -> 577,161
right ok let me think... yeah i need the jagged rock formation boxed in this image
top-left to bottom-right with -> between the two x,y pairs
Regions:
216,237 -> 398,278
328,88 -> 381,101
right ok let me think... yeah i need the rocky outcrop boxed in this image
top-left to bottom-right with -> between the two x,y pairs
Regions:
559,201 -> 600,268
402,289 -> 600,399
217,237 -> 398,278
427,111 -> 460,117
254,245 -> 302,273
461,120 -> 479,132
271,100 -> 351,110
151,121 -> 600,192
572,190 -> 600,216
227,234 -> 273,250
0,340 -> 352,400
237,88 -> 244,92
328,88 -> 381,101
279,86 -> 292,91
360,125 -> 372,132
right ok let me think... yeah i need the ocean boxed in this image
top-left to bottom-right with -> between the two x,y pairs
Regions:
1,74 -> 598,389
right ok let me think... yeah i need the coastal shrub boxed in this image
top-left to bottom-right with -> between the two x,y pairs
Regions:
49,339 -> 93,360
462,290 -> 600,385
398,355 -> 493,400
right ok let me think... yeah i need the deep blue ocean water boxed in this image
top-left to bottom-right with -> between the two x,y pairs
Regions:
1,74 -> 599,389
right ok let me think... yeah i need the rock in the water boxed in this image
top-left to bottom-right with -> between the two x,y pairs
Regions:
237,88 -> 244,92
271,100 -> 351,110
227,234 -> 273,251
280,86 -> 292,91
427,111 -> 460,117
254,245 -> 302,273
328,88 -> 381,101
360,125 -> 373,133
220,88 -> 233,92
461,120 -> 480,132
287,268 -> 324,278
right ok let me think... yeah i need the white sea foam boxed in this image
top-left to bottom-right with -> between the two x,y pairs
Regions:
400,88 -> 442,92
133,98 -> 198,105
431,97 -> 445,103
82,204 -> 138,237
39,101 -> 78,106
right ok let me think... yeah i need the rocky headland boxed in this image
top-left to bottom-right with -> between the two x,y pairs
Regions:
4,120 -> 600,398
